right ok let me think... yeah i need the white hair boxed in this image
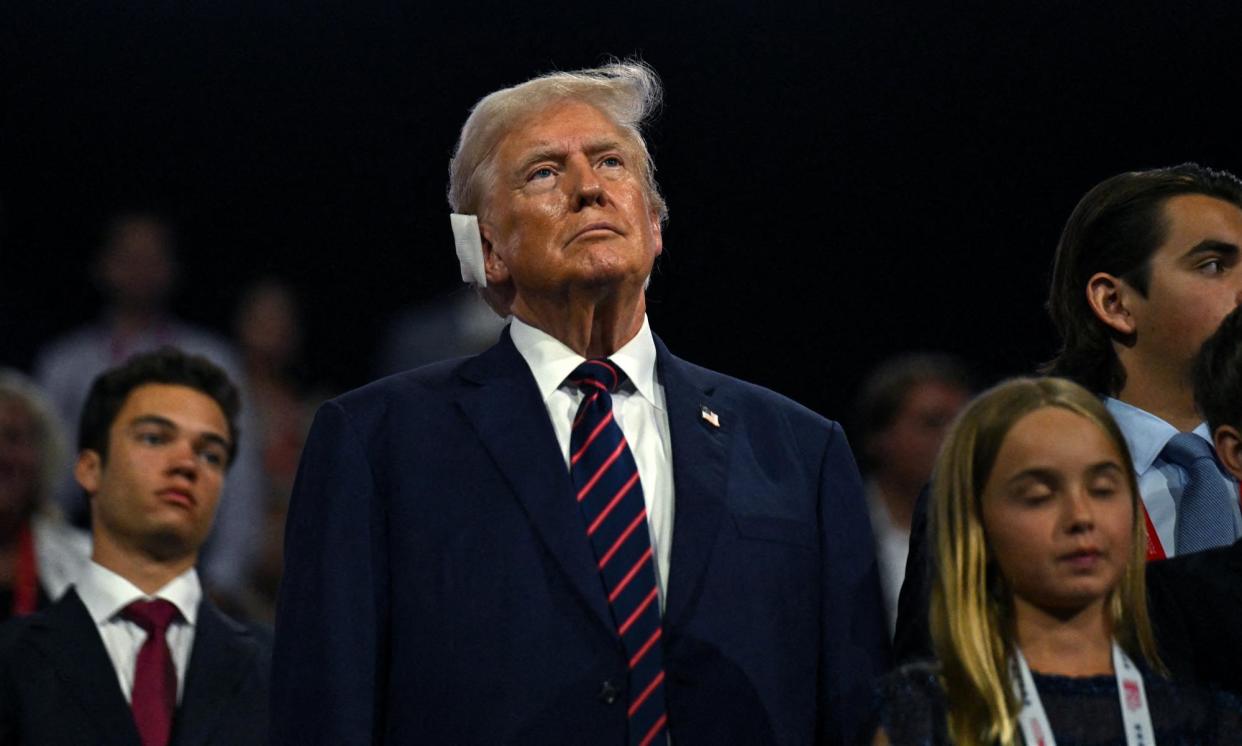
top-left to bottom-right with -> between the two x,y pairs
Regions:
447,60 -> 668,224
0,369 -> 67,519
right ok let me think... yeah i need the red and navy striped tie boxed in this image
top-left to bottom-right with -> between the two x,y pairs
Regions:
568,358 -> 669,746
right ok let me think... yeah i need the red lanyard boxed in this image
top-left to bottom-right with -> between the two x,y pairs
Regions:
13,521 -> 38,616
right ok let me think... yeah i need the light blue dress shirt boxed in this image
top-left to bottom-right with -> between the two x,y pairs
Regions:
1105,397 -> 1242,556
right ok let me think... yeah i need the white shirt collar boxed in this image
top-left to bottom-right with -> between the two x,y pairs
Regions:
509,315 -> 662,410
1104,397 -> 1214,473
75,560 -> 201,627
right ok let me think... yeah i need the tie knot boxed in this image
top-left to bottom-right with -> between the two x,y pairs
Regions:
569,358 -> 625,394
121,599 -> 181,634
1161,432 -> 1217,469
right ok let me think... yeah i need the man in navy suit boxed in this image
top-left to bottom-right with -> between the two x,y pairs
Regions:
272,61 -> 888,746
0,348 -> 270,745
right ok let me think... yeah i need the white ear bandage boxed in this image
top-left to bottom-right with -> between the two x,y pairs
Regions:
450,214 -> 487,287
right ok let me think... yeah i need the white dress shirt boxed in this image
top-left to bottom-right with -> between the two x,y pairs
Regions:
1106,397 -> 1242,556
74,561 -> 201,703
865,481 -> 909,639
510,315 -> 675,605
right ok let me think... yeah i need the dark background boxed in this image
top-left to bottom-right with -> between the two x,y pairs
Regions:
5,2 -> 1241,422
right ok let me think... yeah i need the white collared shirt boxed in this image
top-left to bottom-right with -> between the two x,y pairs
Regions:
510,315 -> 675,605
74,561 -> 201,703
1105,397 -> 1242,556
865,481 -> 909,639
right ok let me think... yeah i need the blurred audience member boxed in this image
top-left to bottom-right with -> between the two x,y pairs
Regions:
0,370 -> 90,621
375,291 -> 507,377
33,211 -> 262,597
1147,304 -> 1242,694
0,348 -> 270,745
227,278 -> 321,623
856,353 -> 970,635
234,278 -> 317,498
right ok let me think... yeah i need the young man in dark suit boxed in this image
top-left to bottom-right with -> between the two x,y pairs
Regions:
0,348 -> 270,745
1147,304 -> 1242,694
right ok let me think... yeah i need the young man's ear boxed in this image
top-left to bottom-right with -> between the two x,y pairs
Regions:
1213,425 -> 1242,482
74,450 -> 102,497
1086,272 -> 1138,336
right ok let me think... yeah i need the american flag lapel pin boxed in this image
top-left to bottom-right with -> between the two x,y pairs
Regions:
700,404 -> 720,428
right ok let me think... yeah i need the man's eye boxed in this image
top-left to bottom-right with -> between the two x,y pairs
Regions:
1198,258 -> 1224,274
199,450 -> 226,467
600,156 -> 623,168
528,166 -> 556,181
137,431 -> 166,445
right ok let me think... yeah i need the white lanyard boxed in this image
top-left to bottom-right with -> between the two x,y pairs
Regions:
1012,642 -> 1155,746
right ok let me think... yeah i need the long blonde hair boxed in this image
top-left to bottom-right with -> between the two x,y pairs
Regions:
928,377 -> 1162,745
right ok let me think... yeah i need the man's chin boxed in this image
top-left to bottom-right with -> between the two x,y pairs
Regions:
140,527 -> 204,563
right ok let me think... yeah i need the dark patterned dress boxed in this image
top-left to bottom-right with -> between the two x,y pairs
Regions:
874,660 -> 1242,745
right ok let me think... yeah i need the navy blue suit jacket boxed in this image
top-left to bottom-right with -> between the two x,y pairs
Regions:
0,587 -> 270,746
272,329 -> 889,745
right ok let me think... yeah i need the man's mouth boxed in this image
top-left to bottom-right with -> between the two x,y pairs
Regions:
157,488 -> 195,508
569,222 -> 623,242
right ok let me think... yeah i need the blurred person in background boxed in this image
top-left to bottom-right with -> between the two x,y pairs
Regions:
1147,304 -> 1242,695
375,291 -> 508,378
226,278 -> 322,624
855,354 -> 970,637
34,211 -> 263,600
0,370 -> 90,622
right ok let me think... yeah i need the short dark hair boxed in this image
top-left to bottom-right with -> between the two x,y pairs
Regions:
78,347 -> 241,466
1042,163 -> 1242,395
855,352 -> 972,470
1194,304 -> 1242,434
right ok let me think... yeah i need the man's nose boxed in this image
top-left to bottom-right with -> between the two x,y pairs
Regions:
167,439 -> 199,479
568,159 -> 607,210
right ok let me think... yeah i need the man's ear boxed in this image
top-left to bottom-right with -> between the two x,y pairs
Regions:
479,223 -> 511,286
74,449 -> 102,497
649,210 -> 663,258
1214,425 -> 1242,482
1086,272 -> 1138,336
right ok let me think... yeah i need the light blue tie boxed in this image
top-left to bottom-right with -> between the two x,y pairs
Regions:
1161,432 -> 1236,554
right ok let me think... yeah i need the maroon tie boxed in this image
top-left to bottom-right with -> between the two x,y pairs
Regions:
121,599 -> 180,746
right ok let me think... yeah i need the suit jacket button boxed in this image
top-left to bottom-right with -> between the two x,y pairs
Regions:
598,680 -> 621,705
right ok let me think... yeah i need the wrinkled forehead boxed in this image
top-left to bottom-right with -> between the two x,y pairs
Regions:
495,100 -> 640,167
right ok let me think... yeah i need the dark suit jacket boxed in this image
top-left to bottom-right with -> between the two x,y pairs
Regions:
893,487 -> 933,665
1147,539 -> 1242,694
0,587 -> 270,745
272,329 -> 890,745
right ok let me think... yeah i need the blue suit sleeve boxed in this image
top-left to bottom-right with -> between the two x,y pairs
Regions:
816,422 -> 891,744
271,400 -> 389,745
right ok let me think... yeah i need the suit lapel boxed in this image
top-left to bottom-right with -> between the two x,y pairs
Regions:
456,329 -> 615,633
29,588 -> 142,745
171,599 -> 258,746
655,336 -> 732,630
